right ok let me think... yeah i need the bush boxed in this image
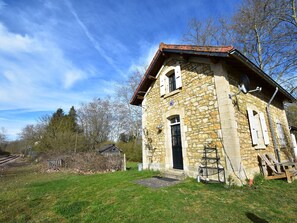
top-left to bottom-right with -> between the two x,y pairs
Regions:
45,152 -> 124,173
116,141 -> 142,162
0,149 -> 10,156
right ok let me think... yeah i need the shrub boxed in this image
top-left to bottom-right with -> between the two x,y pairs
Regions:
0,149 -> 10,156
116,141 -> 142,162
45,152 -> 124,173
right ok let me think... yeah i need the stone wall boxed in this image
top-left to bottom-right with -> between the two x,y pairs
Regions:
227,68 -> 293,178
142,55 -> 292,180
142,56 -> 223,176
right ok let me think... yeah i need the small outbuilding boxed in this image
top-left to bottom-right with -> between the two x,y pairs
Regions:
97,144 -> 123,157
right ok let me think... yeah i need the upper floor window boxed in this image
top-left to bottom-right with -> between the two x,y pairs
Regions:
170,115 -> 180,125
160,64 -> 182,96
168,72 -> 176,92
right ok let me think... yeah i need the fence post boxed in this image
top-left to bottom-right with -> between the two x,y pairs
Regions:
123,154 -> 126,171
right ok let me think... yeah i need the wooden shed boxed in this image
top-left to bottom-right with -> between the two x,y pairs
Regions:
97,144 -> 123,157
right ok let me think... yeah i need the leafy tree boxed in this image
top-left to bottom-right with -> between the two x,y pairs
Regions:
68,106 -> 80,132
36,107 -> 85,153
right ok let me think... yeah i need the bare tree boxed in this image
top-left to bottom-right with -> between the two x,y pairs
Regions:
183,18 -> 221,45
114,69 -> 143,141
78,98 -> 112,149
272,0 -> 297,94
183,0 -> 297,96
0,127 -> 7,151
19,124 -> 40,151
231,0 -> 297,96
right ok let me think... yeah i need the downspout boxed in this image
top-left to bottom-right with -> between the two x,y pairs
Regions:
266,87 -> 280,162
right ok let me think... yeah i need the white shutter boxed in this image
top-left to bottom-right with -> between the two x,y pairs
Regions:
247,109 -> 258,145
276,121 -> 286,146
160,74 -> 165,96
291,133 -> 297,148
175,64 -> 182,89
259,112 -> 269,145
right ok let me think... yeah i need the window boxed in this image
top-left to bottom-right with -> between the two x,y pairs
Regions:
168,73 -> 176,92
170,115 -> 180,125
247,109 -> 269,147
160,64 -> 182,96
276,120 -> 286,147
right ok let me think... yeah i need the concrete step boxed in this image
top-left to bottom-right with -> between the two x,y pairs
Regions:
163,169 -> 186,180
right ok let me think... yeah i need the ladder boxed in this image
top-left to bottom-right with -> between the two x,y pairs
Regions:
198,146 -> 225,183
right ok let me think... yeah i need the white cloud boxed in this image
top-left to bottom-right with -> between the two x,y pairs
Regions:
63,70 -> 85,89
0,22 -> 95,111
0,23 -> 35,53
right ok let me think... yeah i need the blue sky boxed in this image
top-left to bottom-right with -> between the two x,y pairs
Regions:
0,0 -> 240,140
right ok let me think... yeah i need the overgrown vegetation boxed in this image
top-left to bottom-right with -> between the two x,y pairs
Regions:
0,162 -> 296,223
117,140 -> 142,162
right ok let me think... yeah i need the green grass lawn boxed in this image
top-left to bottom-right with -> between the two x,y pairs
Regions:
1,162 -> 297,223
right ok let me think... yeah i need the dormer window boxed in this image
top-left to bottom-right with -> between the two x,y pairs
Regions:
160,64 -> 182,96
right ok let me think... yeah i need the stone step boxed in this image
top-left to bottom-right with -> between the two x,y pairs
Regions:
163,169 -> 186,180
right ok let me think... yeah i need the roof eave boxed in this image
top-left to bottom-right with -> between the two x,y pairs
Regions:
130,50 -> 163,105
162,48 -> 230,58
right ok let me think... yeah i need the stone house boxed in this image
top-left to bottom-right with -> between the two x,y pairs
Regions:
130,43 -> 296,183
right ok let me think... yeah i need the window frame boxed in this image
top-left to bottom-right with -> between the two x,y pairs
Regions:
160,64 -> 182,97
168,72 -> 176,92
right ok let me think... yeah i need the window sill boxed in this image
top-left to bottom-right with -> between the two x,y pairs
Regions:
254,145 -> 267,150
163,89 -> 181,99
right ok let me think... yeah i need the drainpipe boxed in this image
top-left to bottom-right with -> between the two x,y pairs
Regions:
266,87 -> 280,162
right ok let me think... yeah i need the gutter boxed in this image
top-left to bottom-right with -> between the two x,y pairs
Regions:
266,87 -> 281,162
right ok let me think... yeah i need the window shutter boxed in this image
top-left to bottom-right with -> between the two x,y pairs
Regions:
165,74 -> 169,92
160,74 -> 165,96
259,112 -> 269,145
247,109 -> 258,145
175,64 -> 182,89
276,121 -> 286,146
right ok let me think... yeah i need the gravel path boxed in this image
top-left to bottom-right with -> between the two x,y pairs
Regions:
136,176 -> 181,188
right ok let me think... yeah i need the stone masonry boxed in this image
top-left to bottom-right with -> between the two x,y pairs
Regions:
141,54 -> 293,182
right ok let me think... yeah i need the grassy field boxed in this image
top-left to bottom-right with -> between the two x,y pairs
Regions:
1,161 -> 297,223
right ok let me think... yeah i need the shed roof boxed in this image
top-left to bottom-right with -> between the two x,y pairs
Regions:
130,43 -> 296,105
97,144 -> 122,153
